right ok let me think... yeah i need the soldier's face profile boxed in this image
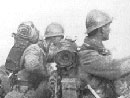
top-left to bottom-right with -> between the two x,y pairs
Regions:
52,36 -> 64,42
46,36 -> 63,43
102,23 -> 111,41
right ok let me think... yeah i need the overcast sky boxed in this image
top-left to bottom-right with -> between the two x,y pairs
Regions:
0,0 -> 130,65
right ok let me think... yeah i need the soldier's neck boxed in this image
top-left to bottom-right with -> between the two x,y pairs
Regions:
88,36 -> 103,46
84,36 -> 104,50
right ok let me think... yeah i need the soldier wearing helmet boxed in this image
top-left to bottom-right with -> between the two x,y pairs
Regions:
44,23 -> 64,57
17,22 -> 52,98
43,23 -> 65,76
44,22 -> 64,38
85,9 -> 112,34
79,9 -> 130,98
19,23 -> 65,98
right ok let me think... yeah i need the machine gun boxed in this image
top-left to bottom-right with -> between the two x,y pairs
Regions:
49,39 -> 101,98
48,39 -> 80,98
50,50 -> 79,98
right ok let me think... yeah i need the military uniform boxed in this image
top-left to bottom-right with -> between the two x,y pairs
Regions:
114,72 -> 130,98
4,90 -> 24,98
19,42 -> 52,97
43,23 -> 64,57
5,87 -> 36,98
0,66 -> 11,96
79,9 -> 130,98
5,21 -> 39,73
43,23 -> 65,74
23,89 -> 36,98
79,37 -> 117,98
20,43 -> 46,72
34,81 -> 52,98
19,23 -> 65,98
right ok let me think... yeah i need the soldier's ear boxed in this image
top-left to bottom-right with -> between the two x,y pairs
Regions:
99,27 -> 104,35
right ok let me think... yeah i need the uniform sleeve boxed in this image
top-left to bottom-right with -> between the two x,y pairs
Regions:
79,50 -> 130,80
22,44 -> 45,70
4,93 -> 14,98
23,90 -> 36,98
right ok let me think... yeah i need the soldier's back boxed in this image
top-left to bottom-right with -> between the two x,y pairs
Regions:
21,43 -> 46,70
5,90 -> 24,98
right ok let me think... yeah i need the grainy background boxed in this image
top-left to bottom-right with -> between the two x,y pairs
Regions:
0,0 -> 130,65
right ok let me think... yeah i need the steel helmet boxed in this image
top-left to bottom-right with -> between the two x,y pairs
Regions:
86,9 -> 113,34
44,23 -> 64,38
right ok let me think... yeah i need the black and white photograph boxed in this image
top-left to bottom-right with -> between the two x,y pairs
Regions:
0,0 -> 130,98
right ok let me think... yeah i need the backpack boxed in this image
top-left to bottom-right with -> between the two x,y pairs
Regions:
5,21 -> 39,72
5,34 -> 31,72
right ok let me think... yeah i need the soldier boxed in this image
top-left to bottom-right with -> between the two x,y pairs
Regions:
44,23 -> 64,57
44,22 -> 64,51
21,22 -> 65,77
43,22 -> 65,74
4,86 -> 24,98
19,22 -> 65,98
19,32 -> 50,98
0,65 -> 11,97
79,9 -> 130,98
5,21 -> 40,90
5,21 -> 39,73
5,69 -> 37,98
